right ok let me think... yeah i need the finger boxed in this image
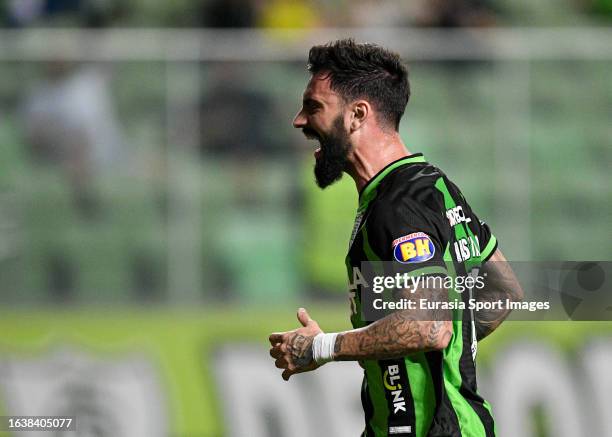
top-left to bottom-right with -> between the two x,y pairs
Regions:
269,333 -> 284,345
275,357 -> 288,369
282,368 -> 295,381
269,347 -> 282,359
296,308 -> 312,327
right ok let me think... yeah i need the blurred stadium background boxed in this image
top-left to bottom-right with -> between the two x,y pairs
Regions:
0,0 -> 611,436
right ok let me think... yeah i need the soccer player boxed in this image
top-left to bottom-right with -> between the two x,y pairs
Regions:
269,39 -> 523,437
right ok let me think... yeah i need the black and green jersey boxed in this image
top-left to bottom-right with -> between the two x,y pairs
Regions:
346,154 -> 498,437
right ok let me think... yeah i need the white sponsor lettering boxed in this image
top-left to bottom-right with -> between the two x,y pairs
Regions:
386,365 -> 407,414
389,425 -> 412,434
453,235 -> 480,262
446,206 -> 471,227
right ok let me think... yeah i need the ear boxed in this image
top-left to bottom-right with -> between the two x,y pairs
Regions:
349,100 -> 370,132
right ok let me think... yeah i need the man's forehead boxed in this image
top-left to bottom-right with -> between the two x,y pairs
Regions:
303,73 -> 338,101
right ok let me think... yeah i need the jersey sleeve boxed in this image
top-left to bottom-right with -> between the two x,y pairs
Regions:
473,219 -> 497,263
459,196 -> 498,263
367,197 -> 448,276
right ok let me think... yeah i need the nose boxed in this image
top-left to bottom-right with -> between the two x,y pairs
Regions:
292,109 -> 306,129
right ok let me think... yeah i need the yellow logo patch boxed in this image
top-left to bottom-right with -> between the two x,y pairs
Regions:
392,232 -> 435,264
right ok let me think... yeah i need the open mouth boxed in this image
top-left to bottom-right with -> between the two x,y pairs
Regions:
303,129 -> 322,159
310,140 -> 322,159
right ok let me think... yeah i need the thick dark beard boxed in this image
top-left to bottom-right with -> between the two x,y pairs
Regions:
314,116 -> 351,189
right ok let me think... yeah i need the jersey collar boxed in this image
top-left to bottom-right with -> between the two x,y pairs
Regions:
358,153 -> 426,211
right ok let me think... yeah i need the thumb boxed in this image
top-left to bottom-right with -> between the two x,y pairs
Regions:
296,308 -> 312,327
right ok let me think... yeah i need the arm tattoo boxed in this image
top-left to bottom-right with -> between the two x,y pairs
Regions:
286,333 -> 314,367
334,284 -> 453,361
473,253 -> 523,341
473,288 -> 511,341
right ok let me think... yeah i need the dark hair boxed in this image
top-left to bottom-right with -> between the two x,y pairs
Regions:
307,39 -> 410,130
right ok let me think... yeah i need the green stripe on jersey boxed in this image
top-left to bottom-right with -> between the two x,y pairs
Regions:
435,181 -> 488,437
404,354 -> 435,437
443,247 -> 487,437
482,398 -> 498,436
481,234 -> 497,261
362,227 -> 381,262
363,360 -> 391,436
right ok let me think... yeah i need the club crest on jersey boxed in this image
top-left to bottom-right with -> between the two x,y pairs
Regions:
392,232 -> 435,264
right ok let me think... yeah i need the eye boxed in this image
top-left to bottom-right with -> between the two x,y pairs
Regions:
303,99 -> 322,115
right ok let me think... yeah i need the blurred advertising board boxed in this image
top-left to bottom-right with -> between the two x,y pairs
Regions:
0,308 -> 610,437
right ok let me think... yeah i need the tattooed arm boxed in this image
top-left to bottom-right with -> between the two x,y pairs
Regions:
473,248 -> 524,341
333,285 -> 452,361
269,284 -> 452,380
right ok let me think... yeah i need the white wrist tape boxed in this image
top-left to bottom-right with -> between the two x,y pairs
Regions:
312,332 -> 338,365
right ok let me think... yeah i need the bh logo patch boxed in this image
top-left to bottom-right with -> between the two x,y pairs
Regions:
392,232 -> 435,264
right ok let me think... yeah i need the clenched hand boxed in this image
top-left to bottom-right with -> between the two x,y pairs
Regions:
268,308 -> 323,381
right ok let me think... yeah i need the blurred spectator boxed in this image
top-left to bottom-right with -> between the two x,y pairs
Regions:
257,0 -> 321,29
412,0 -> 498,27
4,0 -> 124,27
5,0 -> 47,26
348,0 -> 413,27
21,61 -> 123,217
576,0 -> 612,19
200,64 -> 285,159
199,0 -> 258,27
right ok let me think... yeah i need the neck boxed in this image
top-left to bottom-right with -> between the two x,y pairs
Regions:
347,132 -> 411,193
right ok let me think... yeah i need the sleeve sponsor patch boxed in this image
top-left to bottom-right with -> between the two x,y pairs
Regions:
392,232 -> 435,264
